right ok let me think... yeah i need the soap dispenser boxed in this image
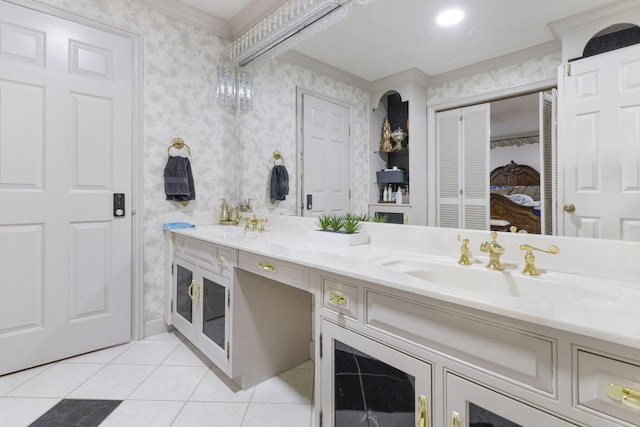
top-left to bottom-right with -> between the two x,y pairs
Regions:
220,199 -> 229,222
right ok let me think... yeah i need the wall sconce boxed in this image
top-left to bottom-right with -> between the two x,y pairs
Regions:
216,66 -> 253,111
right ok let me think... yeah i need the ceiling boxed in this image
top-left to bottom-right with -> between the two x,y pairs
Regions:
175,0 -> 619,82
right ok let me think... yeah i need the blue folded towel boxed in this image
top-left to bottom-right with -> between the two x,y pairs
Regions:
270,164 -> 289,201
164,156 -> 196,201
163,222 -> 196,230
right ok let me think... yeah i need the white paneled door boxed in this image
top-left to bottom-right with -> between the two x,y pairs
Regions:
0,1 -> 133,375
301,92 -> 351,217
561,44 -> 640,240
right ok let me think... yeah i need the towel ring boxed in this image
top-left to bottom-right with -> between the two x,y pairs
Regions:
168,137 -> 191,157
271,151 -> 284,165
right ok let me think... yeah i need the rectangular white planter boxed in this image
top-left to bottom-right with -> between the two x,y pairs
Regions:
307,229 -> 370,246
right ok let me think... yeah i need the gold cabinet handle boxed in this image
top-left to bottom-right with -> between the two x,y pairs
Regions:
217,255 -> 225,267
416,395 -> 428,427
563,203 -> 576,213
258,262 -> 277,272
605,383 -> 640,410
329,292 -> 347,307
187,279 -> 196,302
196,283 -> 202,304
451,411 -> 462,427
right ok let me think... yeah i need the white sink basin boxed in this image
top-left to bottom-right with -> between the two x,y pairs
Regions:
372,255 -> 629,310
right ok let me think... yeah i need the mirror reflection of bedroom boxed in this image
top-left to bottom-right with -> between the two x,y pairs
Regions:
489,91 -> 554,235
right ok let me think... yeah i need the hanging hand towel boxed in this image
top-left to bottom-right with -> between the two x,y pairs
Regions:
270,164 -> 289,201
164,156 -> 196,201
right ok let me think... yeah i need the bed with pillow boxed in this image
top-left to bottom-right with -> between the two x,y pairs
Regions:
489,161 -> 541,234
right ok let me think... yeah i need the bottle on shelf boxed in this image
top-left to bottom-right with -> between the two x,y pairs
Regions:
383,186 -> 388,202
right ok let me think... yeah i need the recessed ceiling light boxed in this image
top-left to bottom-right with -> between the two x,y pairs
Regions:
436,9 -> 464,27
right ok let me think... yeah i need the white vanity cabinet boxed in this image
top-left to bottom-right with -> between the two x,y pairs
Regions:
445,373 -> 575,427
316,269 -> 640,427
171,236 -> 237,374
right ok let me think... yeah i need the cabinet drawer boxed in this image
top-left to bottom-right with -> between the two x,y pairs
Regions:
177,236 -> 237,270
238,252 -> 309,291
576,350 -> 640,425
365,290 -> 555,393
322,277 -> 358,320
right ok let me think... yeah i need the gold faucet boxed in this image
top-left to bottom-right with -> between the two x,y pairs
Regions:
243,214 -> 268,232
519,244 -> 559,276
243,214 -> 259,231
480,231 -> 505,270
457,234 -> 471,265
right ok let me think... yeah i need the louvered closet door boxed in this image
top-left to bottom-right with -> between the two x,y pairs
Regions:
461,104 -> 489,230
437,105 -> 489,229
437,109 -> 462,228
540,90 -> 557,235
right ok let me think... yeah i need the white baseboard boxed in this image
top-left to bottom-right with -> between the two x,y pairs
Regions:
144,317 -> 173,338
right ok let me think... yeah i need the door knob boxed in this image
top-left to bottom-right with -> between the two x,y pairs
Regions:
563,203 -> 576,213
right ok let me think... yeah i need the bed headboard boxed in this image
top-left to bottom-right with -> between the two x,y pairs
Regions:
490,161 -> 539,186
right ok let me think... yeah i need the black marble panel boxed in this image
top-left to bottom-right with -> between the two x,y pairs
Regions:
469,401 -> 522,427
29,399 -> 122,427
334,340 -> 415,426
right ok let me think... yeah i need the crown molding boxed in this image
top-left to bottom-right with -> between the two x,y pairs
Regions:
280,50 -> 372,92
132,0 -> 230,38
427,40 -> 561,87
548,0 -> 640,38
371,68 -> 430,94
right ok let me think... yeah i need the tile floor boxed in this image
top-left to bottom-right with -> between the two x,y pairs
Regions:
0,331 -> 315,426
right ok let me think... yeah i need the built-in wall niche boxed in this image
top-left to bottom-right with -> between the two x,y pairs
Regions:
372,92 -> 410,204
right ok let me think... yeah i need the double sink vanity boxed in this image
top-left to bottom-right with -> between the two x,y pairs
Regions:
164,215 -> 640,426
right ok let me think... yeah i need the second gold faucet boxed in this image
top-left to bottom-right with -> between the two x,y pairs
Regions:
480,231 -> 505,270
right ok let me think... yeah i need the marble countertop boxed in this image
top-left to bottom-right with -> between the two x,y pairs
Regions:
170,222 -> 640,350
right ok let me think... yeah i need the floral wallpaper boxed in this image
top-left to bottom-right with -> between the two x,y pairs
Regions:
427,53 -> 562,105
37,0 -> 561,329
237,59 -> 370,217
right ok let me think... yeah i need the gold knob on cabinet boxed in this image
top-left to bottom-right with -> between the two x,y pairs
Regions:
187,280 -> 196,302
563,203 -> 576,213
416,395 -> 428,427
450,411 -> 462,427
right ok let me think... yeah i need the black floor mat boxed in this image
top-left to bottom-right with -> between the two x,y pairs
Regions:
29,399 -> 122,427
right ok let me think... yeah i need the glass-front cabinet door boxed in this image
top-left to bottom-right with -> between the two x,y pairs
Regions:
197,267 -> 230,369
321,319 -> 432,427
171,259 -> 231,370
445,373 -> 575,427
172,258 -> 197,343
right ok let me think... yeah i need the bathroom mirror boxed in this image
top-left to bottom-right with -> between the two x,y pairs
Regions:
235,0 -> 630,237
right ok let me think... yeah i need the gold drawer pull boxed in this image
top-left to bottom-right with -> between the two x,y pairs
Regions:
416,395 -> 428,427
329,292 -> 347,307
451,411 -> 462,427
258,262 -> 277,272
605,383 -> 640,410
